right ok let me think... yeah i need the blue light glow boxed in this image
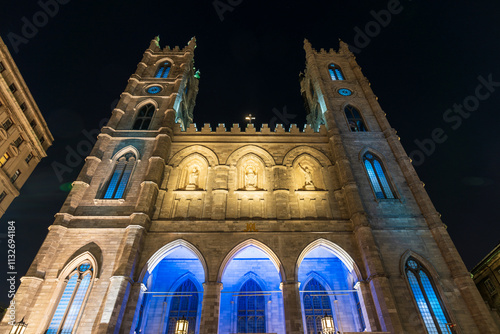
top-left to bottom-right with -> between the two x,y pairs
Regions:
237,279 -> 265,333
166,279 -> 199,334
60,274 -> 91,333
155,63 -> 171,78
46,274 -> 78,334
363,153 -> 395,199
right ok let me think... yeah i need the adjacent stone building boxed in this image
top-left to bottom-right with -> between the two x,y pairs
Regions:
471,243 -> 500,329
2,37 -> 498,334
0,36 -> 53,218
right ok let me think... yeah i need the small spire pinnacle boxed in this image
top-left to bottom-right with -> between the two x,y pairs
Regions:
304,38 -> 313,57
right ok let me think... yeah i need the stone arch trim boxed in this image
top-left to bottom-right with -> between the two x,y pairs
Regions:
111,145 -> 141,162
282,146 -> 332,167
168,145 -> 219,167
138,239 -> 208,283
400,250 -> 441,281
296,238 -> 362,282
58,251 -> 99,280
154,57 -> 175,67
134,98 -> 159,111
358,147 -> 388,164
225,145 -> 276,167
217,239 -> 286,282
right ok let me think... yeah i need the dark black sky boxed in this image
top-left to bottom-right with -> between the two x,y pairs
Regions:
1,0 -> 499,306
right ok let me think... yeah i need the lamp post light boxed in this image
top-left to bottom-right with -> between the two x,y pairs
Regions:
321,314 -> 336,334
9,317 -> 28,334
175,316 -> 189,334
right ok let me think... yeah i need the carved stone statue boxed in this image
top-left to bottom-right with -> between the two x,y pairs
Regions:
186,167 -> 199,190
299,163 -> 315,190
245,166 -> 258,190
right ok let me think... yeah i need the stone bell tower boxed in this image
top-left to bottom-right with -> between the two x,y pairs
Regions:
2,37 -> 499,334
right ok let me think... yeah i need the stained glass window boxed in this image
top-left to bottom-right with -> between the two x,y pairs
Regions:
344,105 -> 367,132
155,62 -> 171,78
166,279 -> 199,334
406,258 -> 451,334
363,153 -> 395,199
47,262 -> 93,334
303,278 -> 334,334
328,64 -> 344,81
133,104 -> 155,130
237,279 -> 265,333
103,153 -> 136,199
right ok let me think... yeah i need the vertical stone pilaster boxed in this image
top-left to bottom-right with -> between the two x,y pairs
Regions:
97,276 -> 132,334
281,281 -> 304,334
199,282 -> 222,333
118,282 -> 146,334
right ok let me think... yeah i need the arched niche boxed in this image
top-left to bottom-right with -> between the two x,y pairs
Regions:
225,145 -> 276,167
236,153 -> 266,190
292,154 -> 325,190
176,153 -> 209,190
168,145 -> 219,167
282,146 -> 332,167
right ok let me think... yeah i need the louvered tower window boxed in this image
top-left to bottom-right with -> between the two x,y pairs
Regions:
344,105 -> 367,132
328,63 -> 344,80
133,104 -> 155,130
104,153 -> 136,199
155,61 -> 171,78
363,153 -> 395,199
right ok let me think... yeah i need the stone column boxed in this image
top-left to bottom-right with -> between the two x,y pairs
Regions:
199,282 -> 222,333
118,282 -> 146,334
97,276 -> 132,333
281,281 -> 304,334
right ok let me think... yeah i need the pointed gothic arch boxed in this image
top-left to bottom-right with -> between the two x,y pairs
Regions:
217,239 -> 286,282
168,145 -> 219,167
101,146 -> 139,199
282,146 -> 332,167
359,149 -> 397,199
225,145 -> 276,167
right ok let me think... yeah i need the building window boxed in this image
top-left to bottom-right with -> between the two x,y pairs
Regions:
363,153 -> 395,199
406,258 -> 451,334
39,136 -> 45,144
303,278 -> 334,334
166,279 -> 198,334
484,278 -> 496,295
13,135 -> 24,148
133,104 -> 155,130
25,152 -> 33,164
237,279 -> 265,333
2,118 -> 13,131
46,262 -> 93,334
10,170 -> 21,183
20,103 -> 27,112
103,152 -> 136,199
155,62 -> 171,78
0,191 -> 6,203
0,152 -> 10,167
9,84 -> 16,93
0,61 -> 5,72
30,119 -> 37,128
328,63 -> 344,80
344,105 -> 367,132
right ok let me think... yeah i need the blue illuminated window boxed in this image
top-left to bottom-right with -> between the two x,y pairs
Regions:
344,105 -> 367,132
328,64 -> 344,81
406,258 -> 451,334
166,279 -> 199,334
155,62 -> 171,78
133,104 -> 155,130
103,152 -> 136,199
237,279 -> 265,333
363,153 -> 395,199
353,287 -> 366,331
303,278 -> 334,334
47,262 -> 93,334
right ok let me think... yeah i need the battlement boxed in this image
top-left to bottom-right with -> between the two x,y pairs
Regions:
173,122 -> 328,135
147,36 -> 196,54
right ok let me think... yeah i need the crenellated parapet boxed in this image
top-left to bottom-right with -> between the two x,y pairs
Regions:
174,122 -> 328,135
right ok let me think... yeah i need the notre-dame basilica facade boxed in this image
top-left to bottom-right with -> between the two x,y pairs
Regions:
2,37 -> 499,334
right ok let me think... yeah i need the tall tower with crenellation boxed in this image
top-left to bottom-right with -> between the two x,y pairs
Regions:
2,37 -> 499,334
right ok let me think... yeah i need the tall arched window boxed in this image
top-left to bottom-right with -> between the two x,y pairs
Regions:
104,152 -> 136,199
344,105 -> 367,132
46,262 -> 93,334
405,258 -> 451,334
303,278 -> 334,334
237,279 -> 265,333
155,61 -> 171,78
328,63 -> 344,80
166,279 -> 199,334
133,104 -> 155,130
363,153 -> 395,199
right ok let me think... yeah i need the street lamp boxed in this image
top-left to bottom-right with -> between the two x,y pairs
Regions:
321,314 -> 336,334
9,317 -> 28,334
175,316 -> 189,334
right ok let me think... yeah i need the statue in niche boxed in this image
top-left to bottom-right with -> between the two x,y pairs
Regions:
244,166 -> 258,190
185,166 -> 199,190
299,163 -> 316,190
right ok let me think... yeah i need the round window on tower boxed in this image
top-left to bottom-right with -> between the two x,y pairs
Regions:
146,85 -> 162,94
338,88 -> 353,96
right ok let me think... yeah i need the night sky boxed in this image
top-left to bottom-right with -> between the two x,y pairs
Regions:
1,0 -> 499,306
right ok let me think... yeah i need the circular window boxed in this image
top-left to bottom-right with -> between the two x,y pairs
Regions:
146,86 -> 162,94
338,88 -> 352,96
